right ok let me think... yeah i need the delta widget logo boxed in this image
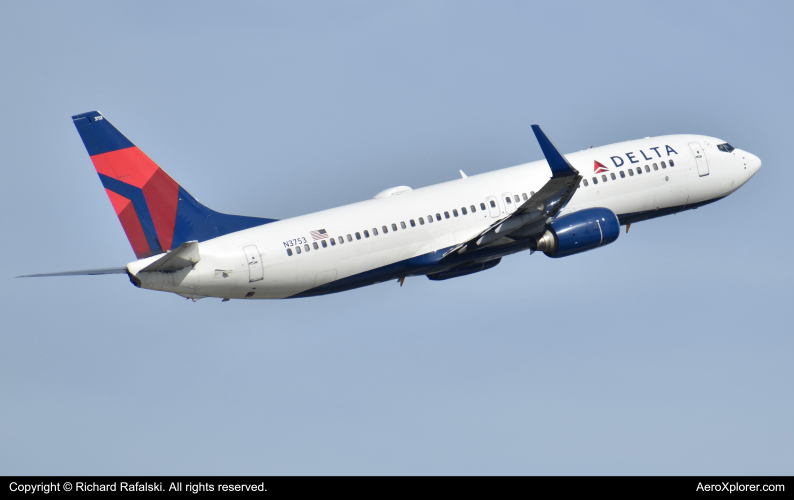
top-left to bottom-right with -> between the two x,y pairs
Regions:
594,160 -> 609,174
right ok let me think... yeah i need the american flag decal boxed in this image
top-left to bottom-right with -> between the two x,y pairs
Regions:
310,229 -> 329,240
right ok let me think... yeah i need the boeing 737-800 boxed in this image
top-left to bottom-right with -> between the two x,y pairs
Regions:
19,112 -> 761,300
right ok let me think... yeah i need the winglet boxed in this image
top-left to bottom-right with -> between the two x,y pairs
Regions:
531,125 -> 579,178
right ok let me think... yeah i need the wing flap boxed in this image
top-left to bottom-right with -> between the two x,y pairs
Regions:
443,125 -> 581,257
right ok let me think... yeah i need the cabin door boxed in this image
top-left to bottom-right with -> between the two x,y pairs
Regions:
243,245 -> 264,282
689,142 -> 710,177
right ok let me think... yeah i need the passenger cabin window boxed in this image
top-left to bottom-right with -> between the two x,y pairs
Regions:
522,193 -> 528,200
391,223 -> 398,231
436,213 -> 442,221
471,205 -> 476,213
452,209 -> 458,217
322,240 -> 328,248
401,221 -> 407,229
653,163 -> 658,171
313,242 -> 319,250
364,230 -> 370,238
636,167 -> 642,174
717,143 -> 735,153
419,217 -> 425,225
410,219 -> 416,227
670,160 -> 675,167
373,228 -> 378,235
602,174 -> 607,182
661,161 -> 667,169
428,215 -> 434,223
619,171 -> 625,178
505,197 -> 512,205
330,238 -> 336,246
286,248 -> 293,256
304,244 -> 310,251
592,177 -> 598,184
644,165 -> 650,173
444,211 -> 450,219
514,195 -> 520,203
296,246 -> 301,254
489,200 -> 496,208
530,191 -> 535,197
480,203 -> 487,210
337,237 -> 344,244
461,207 -> 467,215
382,225 -> 388,233
610,173 -> 616,180
355,232 -> 361,240
347,234 -> 352,242
629,169 -> 634,176
583,178 -> 589,186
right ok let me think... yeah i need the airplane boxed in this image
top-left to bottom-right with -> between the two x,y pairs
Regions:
18,111 -> 761,300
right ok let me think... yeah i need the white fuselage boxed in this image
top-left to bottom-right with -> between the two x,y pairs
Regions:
126,134 -> 761,300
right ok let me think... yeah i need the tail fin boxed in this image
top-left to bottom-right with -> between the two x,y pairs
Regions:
72,111 -> 276,259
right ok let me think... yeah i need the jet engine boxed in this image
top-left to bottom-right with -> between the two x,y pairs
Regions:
535,207 -> 620,258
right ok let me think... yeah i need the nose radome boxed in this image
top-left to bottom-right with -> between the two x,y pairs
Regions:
748,153 -> 762,174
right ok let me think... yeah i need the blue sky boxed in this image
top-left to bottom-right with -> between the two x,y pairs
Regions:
1,0 -> 791,474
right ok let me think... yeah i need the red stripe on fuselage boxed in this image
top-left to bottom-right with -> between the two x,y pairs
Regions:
105,189 -> 151,258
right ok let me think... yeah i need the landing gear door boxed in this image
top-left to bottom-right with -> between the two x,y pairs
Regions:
689,142 -> 710,177
243,245 -> 264,282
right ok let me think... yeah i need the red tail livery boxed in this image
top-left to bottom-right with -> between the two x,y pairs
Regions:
72,111 -> 276,259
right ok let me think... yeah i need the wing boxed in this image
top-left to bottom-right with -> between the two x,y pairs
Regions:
17,268 -> 128,278
445,124 -> 582,256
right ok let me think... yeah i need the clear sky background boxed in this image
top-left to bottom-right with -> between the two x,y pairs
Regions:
1,1 -> 791,475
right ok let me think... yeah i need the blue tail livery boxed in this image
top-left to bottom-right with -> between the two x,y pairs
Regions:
72,111 -> 277,259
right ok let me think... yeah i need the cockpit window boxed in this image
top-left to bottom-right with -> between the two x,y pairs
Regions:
717,143 -> 735,153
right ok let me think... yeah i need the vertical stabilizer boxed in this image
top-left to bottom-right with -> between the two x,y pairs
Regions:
72,111 -> 277,259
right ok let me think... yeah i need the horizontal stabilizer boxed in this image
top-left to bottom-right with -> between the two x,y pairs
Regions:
139,240 -> 200,272
17,267 -> 127,278
531,125 -> 579,178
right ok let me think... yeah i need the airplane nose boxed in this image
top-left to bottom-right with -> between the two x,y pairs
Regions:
747,153 -> 762,175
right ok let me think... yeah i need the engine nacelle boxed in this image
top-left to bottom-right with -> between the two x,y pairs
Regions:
536,207 -> 620,258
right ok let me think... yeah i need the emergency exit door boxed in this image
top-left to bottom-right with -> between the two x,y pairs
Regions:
502,192 -> 517,214
243,245 -> 264,282
485,196 -> 500,217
